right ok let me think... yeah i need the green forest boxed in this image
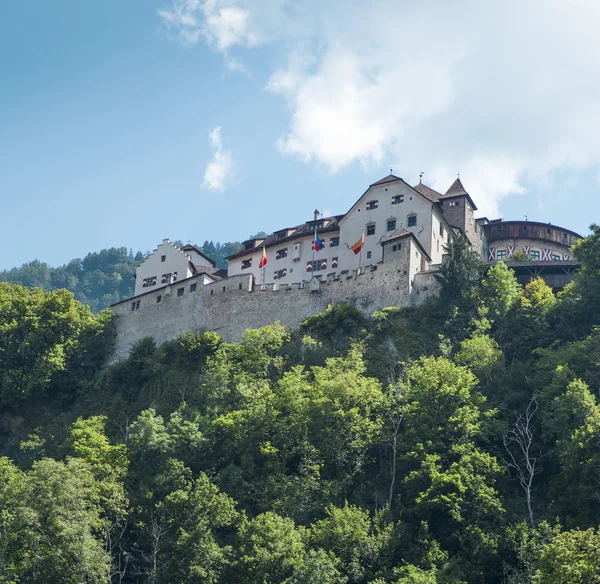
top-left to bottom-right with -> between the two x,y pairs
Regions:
2,227 -> 600,583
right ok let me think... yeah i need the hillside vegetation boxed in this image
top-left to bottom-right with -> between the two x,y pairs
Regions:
2,227 -> 600,583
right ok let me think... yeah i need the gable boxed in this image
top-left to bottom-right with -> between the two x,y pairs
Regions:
341,177 -> 434,222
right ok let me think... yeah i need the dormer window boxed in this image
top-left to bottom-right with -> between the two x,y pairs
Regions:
277,232 -> 286,240
367,200 -> 378,210
244,242 -> 254,250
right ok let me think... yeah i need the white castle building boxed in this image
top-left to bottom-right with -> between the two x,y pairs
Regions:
112,173 -> 581,359
135,174 -> 487,292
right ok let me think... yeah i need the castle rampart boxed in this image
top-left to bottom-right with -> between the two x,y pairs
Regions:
111,243 -> 439,361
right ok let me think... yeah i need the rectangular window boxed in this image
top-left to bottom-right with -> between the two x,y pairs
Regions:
276,248 -> 288,259
366,224 -> 376,236
190,283 -> 197,292
496,249 -> 507,259
157,295 -> 162,303
276,269 -> 286,279
131,302 -> 135,311
367,200 -> 378,210
136,300 -> 140,310
392,195 -> 404,205
440,225 -> 444,237
241,259 -> 252,269
161,255 -> 166,262
387,219 -> 396,231
311,260 -> 327,272
177,288 -> 184,297
408,215 -> 417,227
530,250 -> 540,260
366,251 -> 372,259
552,253 -> 561,261
161,272 -> 177,284
330,237 -> 340,247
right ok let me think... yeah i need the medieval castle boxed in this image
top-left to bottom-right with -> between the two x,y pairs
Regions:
111,173 -> 582,360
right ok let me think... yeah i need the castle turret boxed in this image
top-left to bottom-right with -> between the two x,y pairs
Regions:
439,178 -> 483,254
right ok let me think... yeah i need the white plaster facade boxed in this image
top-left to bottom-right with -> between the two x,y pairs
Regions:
336,178 -> 452,269
227,221 -> 344,285
488,237 -> 573,261
134,239 -> 215,296
226,176 -> 454,286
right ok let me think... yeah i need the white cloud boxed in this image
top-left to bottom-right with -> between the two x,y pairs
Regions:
225,56 -> 247,73
202,126 -> 235,192
159,0 -> 258,50
162,0 -> 600,217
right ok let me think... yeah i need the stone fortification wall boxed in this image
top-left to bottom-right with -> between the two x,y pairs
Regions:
412,268 -> 442,304
111,248 -> 440,361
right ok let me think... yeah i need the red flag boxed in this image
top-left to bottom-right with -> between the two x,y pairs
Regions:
259,246 -> 268,268
351,233 -> 364,255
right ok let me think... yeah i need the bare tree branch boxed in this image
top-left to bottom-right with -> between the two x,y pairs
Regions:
502,397 -> 547,525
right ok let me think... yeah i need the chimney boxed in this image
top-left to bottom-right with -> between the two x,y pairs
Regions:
314,209 -> 319,221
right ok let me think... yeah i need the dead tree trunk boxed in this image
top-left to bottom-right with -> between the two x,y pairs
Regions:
503,397 -> 545,525
386,371 -> 405,513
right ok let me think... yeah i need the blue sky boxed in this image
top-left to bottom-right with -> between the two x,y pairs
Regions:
1,0 -> 599,270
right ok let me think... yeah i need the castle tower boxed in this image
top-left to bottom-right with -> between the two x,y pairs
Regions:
439,178 -> 482,254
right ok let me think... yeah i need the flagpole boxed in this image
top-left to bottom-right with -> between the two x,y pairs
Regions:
358,230 -> 364,272
260,246 -> 267,289
311,226 -> 316,278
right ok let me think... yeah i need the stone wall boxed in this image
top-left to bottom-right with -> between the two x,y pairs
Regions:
110,243 -> 437,361
412,269 -> 442,305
